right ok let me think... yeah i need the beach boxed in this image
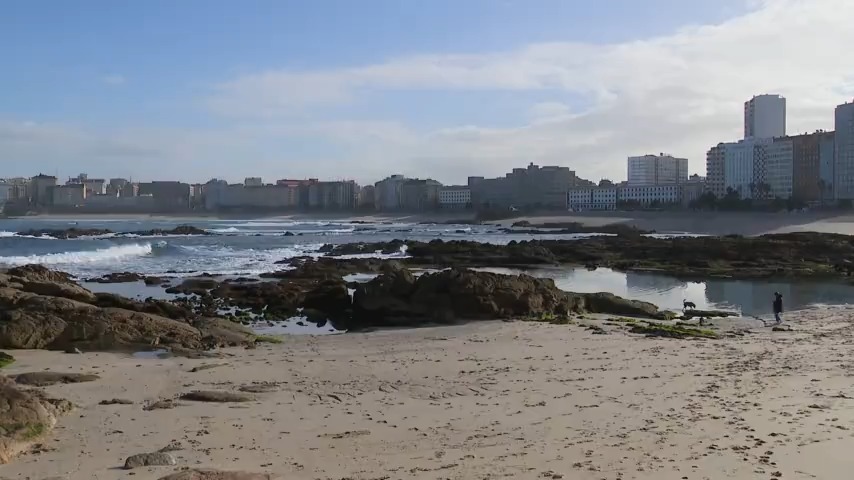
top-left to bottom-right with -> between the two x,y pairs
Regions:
4,307 -> 854,479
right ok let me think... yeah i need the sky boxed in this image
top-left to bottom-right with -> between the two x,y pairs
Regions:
2,0 -> 854,185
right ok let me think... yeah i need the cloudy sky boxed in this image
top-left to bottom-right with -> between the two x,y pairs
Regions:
2,0 -> 853,185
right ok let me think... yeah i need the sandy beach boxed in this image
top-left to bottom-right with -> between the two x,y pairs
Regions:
4,307 -> 854,479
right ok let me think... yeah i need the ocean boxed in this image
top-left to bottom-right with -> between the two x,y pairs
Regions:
1,216 -> 852,316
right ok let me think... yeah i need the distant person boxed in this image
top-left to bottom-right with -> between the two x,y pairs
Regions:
773,292 -> 783,324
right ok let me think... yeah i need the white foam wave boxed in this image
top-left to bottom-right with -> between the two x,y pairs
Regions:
0,243 -> 153,267
208,227 -> 241,234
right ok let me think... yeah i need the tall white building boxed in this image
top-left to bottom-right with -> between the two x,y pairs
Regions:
835,101 -> 854,200
627,154 -> 689,185
723,140 -> 757,198
744,94 -> 786,139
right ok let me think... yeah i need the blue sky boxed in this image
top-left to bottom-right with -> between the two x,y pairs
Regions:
1,0 -> 851,183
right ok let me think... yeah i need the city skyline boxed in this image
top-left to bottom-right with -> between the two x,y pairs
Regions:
2,0 -> 854,184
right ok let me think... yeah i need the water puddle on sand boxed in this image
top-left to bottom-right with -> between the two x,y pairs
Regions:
132,348 -> 172,359
250,316 -> 344,335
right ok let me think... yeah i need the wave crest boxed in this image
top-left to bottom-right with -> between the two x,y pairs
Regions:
0,243 -> 153,267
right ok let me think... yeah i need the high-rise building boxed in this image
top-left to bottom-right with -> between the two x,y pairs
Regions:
789,131 -> 835,202
835,101 -> 854,200
627,154 -> 688,185
705,144 -> 726,198
744,94 -> 786,139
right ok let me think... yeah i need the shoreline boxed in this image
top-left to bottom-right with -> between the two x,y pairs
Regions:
7,210 -> 854,235
3,307 -> 852,479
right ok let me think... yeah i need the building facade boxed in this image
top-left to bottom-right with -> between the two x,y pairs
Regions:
790,131 -> 834,202
680,175 -> 707,207
31,174 -> 57,206
618,184 -> 680,206
471,163 -> 582,209
744,94 -> 786,139
439,186 -> 471,209
51,184 -> 86,207
723,140 -> 756,198
705,144 -> 726,198
400,179 -> 442,211
835,101 -> 854,200
627,154 -> 689,185
374,175 -> 408,210
567,187 -> 617,211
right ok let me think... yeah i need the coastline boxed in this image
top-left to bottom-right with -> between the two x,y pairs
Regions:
7,210 -> 854,236
3,307 -> 852,479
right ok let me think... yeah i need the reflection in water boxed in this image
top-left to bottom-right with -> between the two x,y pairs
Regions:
477,267 -> 854,316
250,316 -> 343,335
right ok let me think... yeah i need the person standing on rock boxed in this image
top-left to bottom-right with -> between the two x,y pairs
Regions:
773,292 -> 783,324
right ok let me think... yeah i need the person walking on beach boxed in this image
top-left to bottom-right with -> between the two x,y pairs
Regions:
773,292 -> 783,324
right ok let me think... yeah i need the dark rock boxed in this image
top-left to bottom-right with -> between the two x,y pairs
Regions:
128,225 -> 208,236
124,451 -> 177,469
283,231 -> 295,237
144,399 -> 181,411
6,265 -> 75,284
12,372 -> 100,387
144,276 -> 167,286
193,318 -> 256,348
302,279 -> 352,318
345,267 -> 673,330
165,277 -> 220,295
0,375 -> 73,464
179,391 -> 253,403
14,228 -> 113,240
85,272 -> 145,284
320,239 -> 406,256
99,398 -> 134,405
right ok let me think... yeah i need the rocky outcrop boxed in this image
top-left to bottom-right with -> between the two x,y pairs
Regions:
124,451 -> 177,469
165,278 -> 220,295
344,266 -> 671,330
506,221 -> 649,236
322,232 -> 854,278
158,469 -> 277,480
0,375 -> 73,464
15,228 -> 112,239
263,257 -> 390,279
193,318 -> 257,348
14,225 -> 209,239
319,239 -> 406,256
0,265 -> 255,352
11,372 -> 100,387
85,272 -> 146,284
129,225 -> 208,236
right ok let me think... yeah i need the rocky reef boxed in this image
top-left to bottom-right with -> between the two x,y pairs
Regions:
321,232 -> 854,279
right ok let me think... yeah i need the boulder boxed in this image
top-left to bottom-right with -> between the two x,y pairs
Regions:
179,391 -> 254,403
158,469 -> 277,480
0,291 -> 203,351
302,279 -> 352,319
0,352 -> 13,368
85,272 -> 145,284
6,265 -> 75,284
193,318 -> 256,348
347,267 -> 671,330
12,372 -> 100,387
165,278 -> 220,295
0,376 -> 73,464
129,225 -> 208,236
124,451 -> 177,469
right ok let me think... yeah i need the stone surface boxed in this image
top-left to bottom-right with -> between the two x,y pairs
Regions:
158,469 -> 276,480
123,451 -> 178,469
12,372 -> 100,387
0,375 -> 73,464
179,391 -> 254,403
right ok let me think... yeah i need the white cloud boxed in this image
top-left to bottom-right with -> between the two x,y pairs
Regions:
7,0 -> 854,185
102,74 -> 126,85
200,0 -> 854,182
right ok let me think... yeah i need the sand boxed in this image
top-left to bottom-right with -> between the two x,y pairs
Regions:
498,211 -> 854,236
4,308 -> 854,479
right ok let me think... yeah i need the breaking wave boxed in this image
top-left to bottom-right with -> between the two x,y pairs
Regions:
0,243 -> 154,267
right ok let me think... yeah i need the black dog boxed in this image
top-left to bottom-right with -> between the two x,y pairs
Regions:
683,300 -> 696,311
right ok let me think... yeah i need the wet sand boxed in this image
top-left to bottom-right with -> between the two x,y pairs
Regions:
499,211 -> 854,236
3,308 -> 854,479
